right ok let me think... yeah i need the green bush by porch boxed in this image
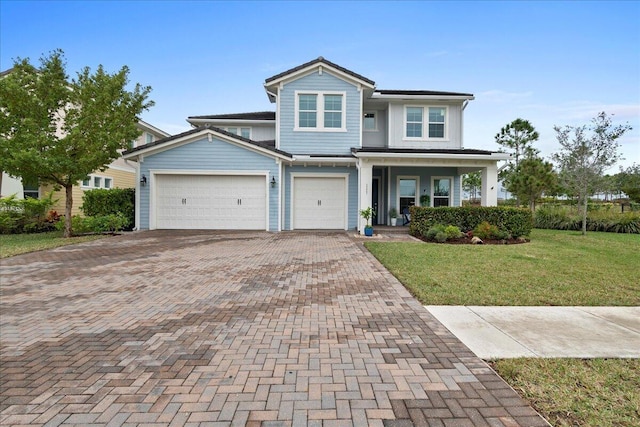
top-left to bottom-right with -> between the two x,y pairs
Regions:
409,206 -> 533,238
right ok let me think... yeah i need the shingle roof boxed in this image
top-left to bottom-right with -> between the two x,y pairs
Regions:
265,57 -> 375,86
188,111 -> 276,121
124,126 -> 291,158
374,89 -> 474,97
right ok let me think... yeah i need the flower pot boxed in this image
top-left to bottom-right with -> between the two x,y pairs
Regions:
364,226 -> 374,237
390,218 -> 397,226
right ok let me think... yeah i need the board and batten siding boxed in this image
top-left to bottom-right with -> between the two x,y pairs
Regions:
387,102 -> 464,149
282,165 -> 358,230
278,71 -> 361,155
138,136 -> 280,231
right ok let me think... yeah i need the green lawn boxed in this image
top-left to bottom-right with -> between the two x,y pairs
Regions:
0,231 -> 106,258
366,229 -> 640,426
492,358 -> 640,427
365,229 -> 640,306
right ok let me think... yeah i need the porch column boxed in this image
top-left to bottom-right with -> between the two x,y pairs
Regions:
358,159 -> 373,234
481,164 -> 498,206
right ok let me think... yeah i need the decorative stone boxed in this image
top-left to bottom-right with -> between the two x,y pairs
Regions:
471,236 -> 484,244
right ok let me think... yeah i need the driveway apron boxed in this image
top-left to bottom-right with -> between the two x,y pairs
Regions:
0,231 -> 548,427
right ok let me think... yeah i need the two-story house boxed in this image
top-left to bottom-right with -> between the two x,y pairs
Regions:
123,57 -> 508,233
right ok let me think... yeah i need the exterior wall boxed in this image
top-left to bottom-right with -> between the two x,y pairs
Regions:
278,71 -> 361,155
282,165 -> 358,230
250,124 -> 276,141
1,173 -> 24,198
138,136 -> 280,231
41,167 -> 136,216
362,108 -> 387,148
387,102 -> 463,149
387,166 -> 461,212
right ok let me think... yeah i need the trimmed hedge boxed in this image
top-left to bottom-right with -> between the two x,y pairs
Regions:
409,206 -> 533,238
81,188 -> 135,230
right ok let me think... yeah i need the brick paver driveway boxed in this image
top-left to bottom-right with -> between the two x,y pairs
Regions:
1,231 -> 548,427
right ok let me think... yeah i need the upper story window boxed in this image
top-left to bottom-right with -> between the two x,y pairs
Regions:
82,174 -> 114,190
363,112 -> 377,131
145,133 -> 154,144
406,107 -> 423,138
295,91 -> 346,132
405,106 -> 448,140
226,127 -> 252,139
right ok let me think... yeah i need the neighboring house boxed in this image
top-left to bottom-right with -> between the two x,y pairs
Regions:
123,57 -> 509,233
2,121 -> 169,216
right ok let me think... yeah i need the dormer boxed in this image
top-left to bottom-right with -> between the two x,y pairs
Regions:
264,57 -> 376,155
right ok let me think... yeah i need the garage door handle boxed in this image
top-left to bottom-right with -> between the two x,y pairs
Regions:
238,199 -> 242,205
182,198 -> 186,205
318,200 -> 322,206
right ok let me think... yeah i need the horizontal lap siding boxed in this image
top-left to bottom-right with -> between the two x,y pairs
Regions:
279,71 -> 361,155
389,167 -> 460,208
139,137 -> 279,231
283,165 -> 358,230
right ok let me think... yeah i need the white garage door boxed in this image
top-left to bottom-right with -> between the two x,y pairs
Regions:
293,177 -> 346,229
155,174 -> 267,230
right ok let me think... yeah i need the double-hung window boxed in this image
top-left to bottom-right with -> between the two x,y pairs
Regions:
295,91 -> 346,131
226,127 -> 251,139
405,106 -> 447,139
145,133 -> 154,144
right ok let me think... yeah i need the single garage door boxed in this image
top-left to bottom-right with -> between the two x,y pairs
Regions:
155,174 -> 267,230
293,176 -> 346,229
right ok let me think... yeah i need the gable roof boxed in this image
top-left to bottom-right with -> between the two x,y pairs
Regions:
264,57 -> 376,88
187,111 -> 276,121
123,126 -> 291,160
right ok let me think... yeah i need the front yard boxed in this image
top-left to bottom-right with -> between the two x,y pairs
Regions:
365,228 -> 640,306
366,229 -> 640,426
0,231 -> 106,258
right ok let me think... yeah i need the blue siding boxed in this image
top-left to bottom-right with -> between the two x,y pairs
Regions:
279,71 -> 361,155
283,165 -> 358,230
138,136 -> 280,231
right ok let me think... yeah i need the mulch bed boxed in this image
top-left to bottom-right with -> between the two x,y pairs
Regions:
414,235 -> 530,245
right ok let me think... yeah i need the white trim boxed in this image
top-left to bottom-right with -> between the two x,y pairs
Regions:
431,176 -> 454,207
353,151 -> 511,162
138,120 -> 170,138
107,163 -> 136,173
371,93 -> 474,101
290,172 -> 350,231
188,118 -> 274,126
80,173 -> 115,190
293,90 -> 347,132
277,159 -> 283,232
149,170 -> 270,231
223,126 -> 252,139
265,64 -> 375,91
402,105 -> 450,142
396,176 -> 420,213
123,128 -> 291,162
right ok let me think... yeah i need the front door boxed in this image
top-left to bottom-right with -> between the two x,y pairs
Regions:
372,177 -> 380,225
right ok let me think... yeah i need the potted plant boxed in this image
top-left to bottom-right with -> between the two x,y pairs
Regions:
389,207 -> 398,226
420,194 -> 430,207
359,206 -> 375,236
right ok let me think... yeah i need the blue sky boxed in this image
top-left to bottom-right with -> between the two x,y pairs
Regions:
2,0 -> 639,170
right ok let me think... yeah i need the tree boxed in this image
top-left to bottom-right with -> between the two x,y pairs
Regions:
0,50 -> 153,237
462,171 -> 481,202
619,164 -> 640,203
552,112 -> 632,235
508,155 -> 557,211
495,118 -> 540,205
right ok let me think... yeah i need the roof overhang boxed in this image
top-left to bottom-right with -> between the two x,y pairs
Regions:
123,127 -> 291,162
289,155 -> 357,166
370,93 -> 475,102
137,120 -> 170,138
187,118 -> 275,126
353,150 -> 510,162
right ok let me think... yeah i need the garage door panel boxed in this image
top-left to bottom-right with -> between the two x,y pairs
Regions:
293,177 -> 346,230
155,174 -> 266,230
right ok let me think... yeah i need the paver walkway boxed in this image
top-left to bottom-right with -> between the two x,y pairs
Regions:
1,231 -> 548,427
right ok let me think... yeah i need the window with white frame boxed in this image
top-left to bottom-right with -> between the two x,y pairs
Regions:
363,112 -> 376,131
225,127 -> 251,139
432,177 -> 452,207
295,91 -> 346,131
81,174 -> 114,190
406,107 -> 423,138
398,177 -> 418,215
145,133 -> 154,144
405,106 -> 448,139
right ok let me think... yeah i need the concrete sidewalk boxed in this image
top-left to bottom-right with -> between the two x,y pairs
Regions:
425,306 -> 640,359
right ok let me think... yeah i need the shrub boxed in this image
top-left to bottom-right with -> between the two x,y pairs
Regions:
410,206 -> 533,238
82,188 -> 135,231
425,224 -> 446,240
0,193 -> 58,234
444,225 -> 463,239
434,231 -> 448,243
473,221 -> 501,239
534,206 -> 640,234
57,213 -> 129,234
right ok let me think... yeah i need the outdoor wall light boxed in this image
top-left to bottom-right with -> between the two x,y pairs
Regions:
140,174 -> 147,186
271,176 -> 277,188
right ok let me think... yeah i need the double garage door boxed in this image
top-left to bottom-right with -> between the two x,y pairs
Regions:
155,174 -> 267,230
